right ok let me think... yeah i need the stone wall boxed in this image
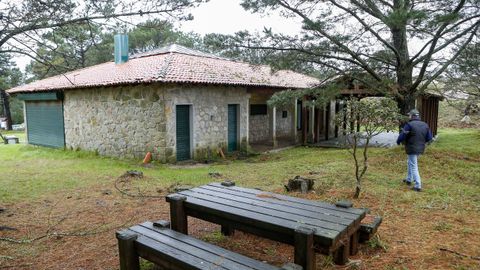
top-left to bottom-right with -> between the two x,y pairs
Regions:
64,84 -> 250,162
164,85 -> 249,162
249,114 -> 269,142
276,107 -> 294,138
64,85 -> 168,160
248,93 -> 270,143
248,99 -> 294,143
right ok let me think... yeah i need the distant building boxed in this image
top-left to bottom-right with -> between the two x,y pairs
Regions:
7,43 -> 319,162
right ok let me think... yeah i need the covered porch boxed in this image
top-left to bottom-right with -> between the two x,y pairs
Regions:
246,88 -> 300,152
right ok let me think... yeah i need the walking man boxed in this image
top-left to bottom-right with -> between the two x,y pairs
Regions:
397,109 -> 433,192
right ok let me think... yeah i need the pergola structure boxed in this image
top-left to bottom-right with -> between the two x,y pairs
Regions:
246,77 -> 443,151
296,79 -> 443,146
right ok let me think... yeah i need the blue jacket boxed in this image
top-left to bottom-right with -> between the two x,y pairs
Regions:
397,119 -> 433,155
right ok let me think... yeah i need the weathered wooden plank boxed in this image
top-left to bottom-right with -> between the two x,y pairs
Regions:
179,190 -> 344,235
201,185 -> 361,225
133,233 -> 227,270
208,182 -> 365,215
191,186 -> 354,226
181,195 -> 339,246
202,185 -> 360,220
139,222 -> 278,270
359,215 -> 382,243
185,208 -> 295,245
178,189 -> 347,233
208,183 -> 366,216
130,225 -> 267,270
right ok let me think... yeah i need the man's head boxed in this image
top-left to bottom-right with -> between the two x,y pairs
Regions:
408,109 -> 420,119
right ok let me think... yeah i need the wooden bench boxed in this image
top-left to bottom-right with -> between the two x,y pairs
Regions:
0,131 -> 19,144
116,220 -> 303,270
358,214 -> 382,243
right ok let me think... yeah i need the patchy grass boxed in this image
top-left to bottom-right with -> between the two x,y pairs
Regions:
0,128 -> 479,270
438,100 -> 480,128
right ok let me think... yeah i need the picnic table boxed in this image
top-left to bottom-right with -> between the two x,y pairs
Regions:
166,182 -> 367,270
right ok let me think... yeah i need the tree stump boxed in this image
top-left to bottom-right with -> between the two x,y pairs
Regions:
285,176 -> 315,193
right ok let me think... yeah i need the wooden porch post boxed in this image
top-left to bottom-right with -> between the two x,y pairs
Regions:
325,103 -> 330,141
341,100 -> 347,136
319,107 -> 324,142
302,98 -> 308,145
334,100 -> 340,138
292,99 -> 298,143
309,105 -> 315,143
246,97 -> 250,151
350,100 -> 355,132
272,106 -> 278,147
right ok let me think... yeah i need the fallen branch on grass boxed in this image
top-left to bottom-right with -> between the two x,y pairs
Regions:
0,255 -> 14,260
0,200 -> 135,245
114,171 -> 165,199
439,247 -> 480,261
0,263 -> 33,269
0,235 -> 46,244
0,226 -> 17,231
0,226 -> 113,244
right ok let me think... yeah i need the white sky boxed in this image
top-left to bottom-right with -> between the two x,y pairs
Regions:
13,0 -> 301,71
179,0 -> 302,35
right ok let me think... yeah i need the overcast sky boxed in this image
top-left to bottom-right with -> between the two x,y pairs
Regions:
14,0 -> 301,71
180,0 -> 301,35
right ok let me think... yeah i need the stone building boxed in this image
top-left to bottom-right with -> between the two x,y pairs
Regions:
8,44 -> 320,162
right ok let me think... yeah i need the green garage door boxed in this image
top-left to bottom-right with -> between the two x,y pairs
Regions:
228,104 -> 238,152
25,101 -> 65,148
176,105 -> 191,161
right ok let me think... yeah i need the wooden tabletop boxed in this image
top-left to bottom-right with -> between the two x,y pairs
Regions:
168,182 -> 366,250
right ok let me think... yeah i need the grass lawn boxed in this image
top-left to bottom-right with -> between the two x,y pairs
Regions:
0,128 -> 479,270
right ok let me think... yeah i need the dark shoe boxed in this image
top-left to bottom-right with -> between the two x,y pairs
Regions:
403,179 -> 412,186
411,187 -> 422,192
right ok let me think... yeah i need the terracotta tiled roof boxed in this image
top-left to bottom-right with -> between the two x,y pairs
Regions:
7,44 -> 320,93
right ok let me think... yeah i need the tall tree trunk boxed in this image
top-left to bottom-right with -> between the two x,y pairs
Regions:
0,90 -> 12,130
391,0 -> 416,115
397,93 -> 416,116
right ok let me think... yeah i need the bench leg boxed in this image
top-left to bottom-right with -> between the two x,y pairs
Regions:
116,230 -> 140,270
168,195 -> 188,234
350,231 -> 359,256
294,227 -> 316,270
333,239 -> 350,265
221,224 -> 235,236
